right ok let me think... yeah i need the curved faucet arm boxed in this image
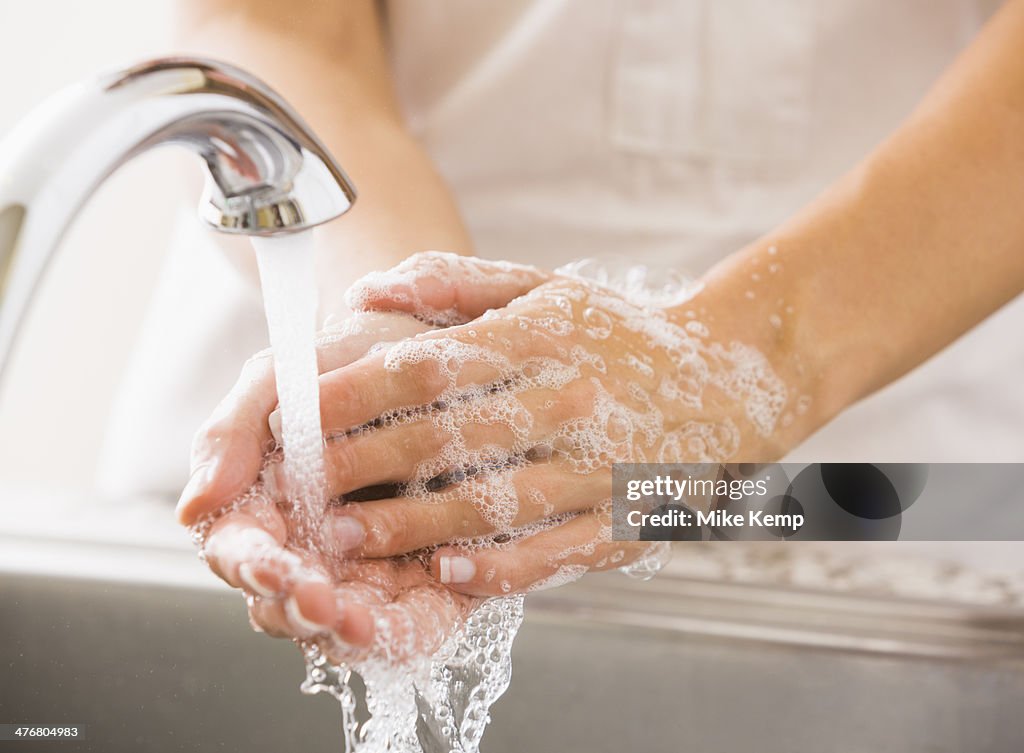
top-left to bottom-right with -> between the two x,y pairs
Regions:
0,57 -> 357,376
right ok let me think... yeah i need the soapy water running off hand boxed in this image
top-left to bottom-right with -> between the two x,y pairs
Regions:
188,240 -> 795,753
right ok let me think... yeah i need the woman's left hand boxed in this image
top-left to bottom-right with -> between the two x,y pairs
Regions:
233,253 -> 791,599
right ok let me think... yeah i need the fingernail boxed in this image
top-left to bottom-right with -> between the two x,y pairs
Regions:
268,409 -> 282,445
238,563 -> 275,597
285,596 -> 329,635
175,459 -> 219,521
439,556 -> 476,584
329,515 -> 365,552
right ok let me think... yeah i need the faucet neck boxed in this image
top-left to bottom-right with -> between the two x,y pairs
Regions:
0,57 -> 356,376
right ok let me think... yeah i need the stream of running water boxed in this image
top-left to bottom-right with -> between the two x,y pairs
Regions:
252,233 -> 523,753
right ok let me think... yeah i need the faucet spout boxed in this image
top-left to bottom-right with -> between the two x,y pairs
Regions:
0,57 -> 357,375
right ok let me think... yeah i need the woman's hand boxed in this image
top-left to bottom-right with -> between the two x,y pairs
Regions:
182,253 -> 804,626
177,310 -> 488,661
318,255 -> 798,594
199,486 -> 478,663
177,310 -> 432,525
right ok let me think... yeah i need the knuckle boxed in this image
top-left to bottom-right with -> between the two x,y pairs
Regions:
436,499 -> 478,539
417,358 -> 451,398
405,249 -> 449,270
322,375 -> 363,434
192,411 -> 269,466
535,380 -> 596,432
489,562 -> 528,595
464,567 -> 504,597
241,348 -> 274,377
195,415 -> 230,444
248,602 -> 288,639
566,379 -> 599,415
511,476 -> 547,523
367,505 -> 416,556
327,438 -> 359,491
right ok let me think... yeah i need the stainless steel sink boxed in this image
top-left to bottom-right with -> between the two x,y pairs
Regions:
2,495 -> 1024,752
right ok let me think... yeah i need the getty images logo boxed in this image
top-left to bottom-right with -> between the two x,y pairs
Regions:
637,463 -> 929,542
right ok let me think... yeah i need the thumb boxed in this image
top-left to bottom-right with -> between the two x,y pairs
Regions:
345,251 -> 550,326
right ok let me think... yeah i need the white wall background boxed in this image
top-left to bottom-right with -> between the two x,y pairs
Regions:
0,0 -> 186,491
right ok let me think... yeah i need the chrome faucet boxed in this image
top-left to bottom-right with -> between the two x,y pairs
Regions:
0,57 -> 357,375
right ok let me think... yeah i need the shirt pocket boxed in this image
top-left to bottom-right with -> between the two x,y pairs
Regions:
608,0 -> 815,168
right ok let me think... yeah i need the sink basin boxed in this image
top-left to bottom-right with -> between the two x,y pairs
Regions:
2,493 -> 1023,752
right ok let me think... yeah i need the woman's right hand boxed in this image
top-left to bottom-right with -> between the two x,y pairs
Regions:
200,492 -> 480,663
178,309 -> 474,661
177,310 -> 432,525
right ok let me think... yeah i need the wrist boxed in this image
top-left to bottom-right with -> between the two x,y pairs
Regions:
666,238 -> 834,458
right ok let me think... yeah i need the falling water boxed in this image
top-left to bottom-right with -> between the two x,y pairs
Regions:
252,232 -> 327,545
251,232 -> 524,753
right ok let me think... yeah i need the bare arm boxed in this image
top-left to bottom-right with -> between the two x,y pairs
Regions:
689,0 -> 1024,442
177,0 -> 472,320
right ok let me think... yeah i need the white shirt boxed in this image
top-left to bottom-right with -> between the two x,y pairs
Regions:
98,0 -> 1022,497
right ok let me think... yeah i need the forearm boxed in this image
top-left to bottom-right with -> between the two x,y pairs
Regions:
678,0 -> 1024,449
177,0 -> 472,320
